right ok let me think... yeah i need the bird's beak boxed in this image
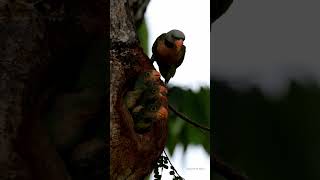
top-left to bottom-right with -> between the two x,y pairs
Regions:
175,39 -> 184,47
157,106 -> 168,120
151,70 -> 161,79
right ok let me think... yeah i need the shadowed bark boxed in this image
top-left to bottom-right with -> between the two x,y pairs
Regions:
0,0 -> 106,179
0,0 -> 70,179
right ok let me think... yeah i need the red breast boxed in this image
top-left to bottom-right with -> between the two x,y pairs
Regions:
157,40 -> 180,64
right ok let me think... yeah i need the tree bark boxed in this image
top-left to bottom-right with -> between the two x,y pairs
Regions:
0,0 -> 106,179
110,0 -> 169,179
0,0 -> 71,179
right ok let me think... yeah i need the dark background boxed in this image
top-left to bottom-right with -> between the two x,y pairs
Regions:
212,0 -> 320,179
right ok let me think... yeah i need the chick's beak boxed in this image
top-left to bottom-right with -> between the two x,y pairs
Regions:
157,106 -> 168,120
150,70 -> 161,80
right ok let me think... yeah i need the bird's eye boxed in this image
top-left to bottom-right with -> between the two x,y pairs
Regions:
144,72 -> 150,77
150,105 -> 157,111
152,89 -> 157,93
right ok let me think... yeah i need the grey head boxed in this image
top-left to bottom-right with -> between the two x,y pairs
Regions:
165,29 -> 185,44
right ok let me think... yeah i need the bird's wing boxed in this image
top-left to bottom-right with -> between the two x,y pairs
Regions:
166,65 -> 177,83
177,45 -> 186,67
152,33 -> 166,56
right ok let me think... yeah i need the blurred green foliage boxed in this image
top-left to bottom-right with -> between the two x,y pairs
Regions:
137,19 -> 149,55
167,86 -> 210,155
212,78 -> 320,180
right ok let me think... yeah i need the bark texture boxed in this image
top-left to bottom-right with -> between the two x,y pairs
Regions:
0,0 -> 70,179
110,0 -> 169,179
0,0 -> 106,179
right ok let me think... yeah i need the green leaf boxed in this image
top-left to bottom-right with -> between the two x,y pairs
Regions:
137,19 -> 149,55
167,86 -> 210,153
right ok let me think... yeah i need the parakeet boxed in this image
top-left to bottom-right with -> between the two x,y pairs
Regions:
132,98 -> 167,133
125,70 -> 161,109
143,98 -> 168,122
124,69 -> 168,133
151,29 -> 186,84
132,105 -> 153,133
137,81 -> 165,104
138,70 -> 161,84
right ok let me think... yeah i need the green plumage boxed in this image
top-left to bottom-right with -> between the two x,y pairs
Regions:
132,98 -> 161,133
124,67 -> 166,134
138,81 -> 160,103
125,71 -> 160,110
126,76 -> 161,133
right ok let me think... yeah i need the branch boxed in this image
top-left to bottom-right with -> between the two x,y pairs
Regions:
213,153 -> 249,180
169,104 -> 248,179
168,104 -> 211,132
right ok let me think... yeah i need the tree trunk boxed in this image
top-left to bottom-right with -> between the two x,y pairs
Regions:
0,0 -> 73,179
110,0 -> 169,179
0,0 -> 106,179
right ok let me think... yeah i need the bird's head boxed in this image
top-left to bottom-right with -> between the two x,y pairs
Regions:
143,70 -> 161,82
165,29 -> 185,48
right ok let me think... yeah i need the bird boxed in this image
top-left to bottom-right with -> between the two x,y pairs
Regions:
137,81 -> 164,104
131,102 -> 159,133
131,96 -> 167,133
151,29 -> 186,84
124,70 -> 161,110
